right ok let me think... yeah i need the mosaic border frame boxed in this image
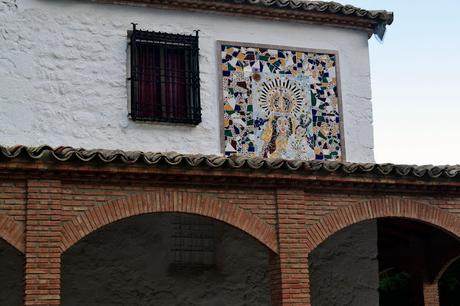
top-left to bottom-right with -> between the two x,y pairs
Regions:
217,40 -> 347,162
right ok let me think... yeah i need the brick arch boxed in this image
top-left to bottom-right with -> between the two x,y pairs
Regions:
0,214 -> 24,253
61,191 -> 278,253
305,198 -> 460,252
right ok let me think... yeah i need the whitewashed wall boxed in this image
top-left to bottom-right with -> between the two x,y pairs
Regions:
0,0 -> 374,162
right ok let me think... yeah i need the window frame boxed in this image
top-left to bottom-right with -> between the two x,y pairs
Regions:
128,24 -> 202,125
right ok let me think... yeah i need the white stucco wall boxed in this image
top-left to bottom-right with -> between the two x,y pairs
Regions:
0,0 -> 374,162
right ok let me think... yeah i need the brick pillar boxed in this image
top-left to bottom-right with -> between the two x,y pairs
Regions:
270,188 -> 310,306
423,282 -> 440,306
25,180 -> 62,305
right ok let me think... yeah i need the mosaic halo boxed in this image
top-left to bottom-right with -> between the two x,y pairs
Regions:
258,78 -> 304,117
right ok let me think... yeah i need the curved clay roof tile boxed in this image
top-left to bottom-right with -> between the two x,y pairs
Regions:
1,145 -> 459,180
118,0 -> 393,35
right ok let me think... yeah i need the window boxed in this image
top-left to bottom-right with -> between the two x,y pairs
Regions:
170,214 -> 217,271
128,24 -> 201,124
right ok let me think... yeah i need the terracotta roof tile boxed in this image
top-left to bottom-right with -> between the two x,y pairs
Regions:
1,145 -> 459,179
113,0 -> 393,36
232,0 -> 393,24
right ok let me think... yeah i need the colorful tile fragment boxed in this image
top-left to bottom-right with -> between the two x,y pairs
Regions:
222,45 -> 342,161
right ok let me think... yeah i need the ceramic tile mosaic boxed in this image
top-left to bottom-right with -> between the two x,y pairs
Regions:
222,44 -> 342,161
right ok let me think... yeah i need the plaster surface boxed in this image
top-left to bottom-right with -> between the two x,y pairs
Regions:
0,238 -> 23,306
0,0 -> 374,162
62,213 -> 270,306
309,220 -> 380,306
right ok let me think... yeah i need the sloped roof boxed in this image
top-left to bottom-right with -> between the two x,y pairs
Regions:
225,0 -> 392,24
1,145 -> 458,180
109,0 -> 393,37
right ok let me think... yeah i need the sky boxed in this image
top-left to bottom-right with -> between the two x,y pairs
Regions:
342,1 -> 460,165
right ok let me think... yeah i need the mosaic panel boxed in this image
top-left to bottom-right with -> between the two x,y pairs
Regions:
222,44 -> 342,161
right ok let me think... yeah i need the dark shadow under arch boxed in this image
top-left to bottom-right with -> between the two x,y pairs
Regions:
305,198 -> 460,253
439,256 -> 460,306
62,213 -> 271,306
0,238 -> 23,306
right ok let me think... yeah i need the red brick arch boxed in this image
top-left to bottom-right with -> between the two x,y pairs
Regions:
0,214 -> 24,253
61,191 -> 278,253
305,198 -> 460,252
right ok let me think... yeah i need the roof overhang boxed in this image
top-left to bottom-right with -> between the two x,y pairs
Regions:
93,0 -> 394,39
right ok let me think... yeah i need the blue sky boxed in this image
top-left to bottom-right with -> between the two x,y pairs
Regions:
343,1 -> 460,165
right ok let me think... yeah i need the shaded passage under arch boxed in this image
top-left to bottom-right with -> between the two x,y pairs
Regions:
439,257 -> 460,306
378,217 -> 460,306
62,213 -> 271,306
0,238 -> 23,306
305,198 -> 460,253
309,216 -> 460,306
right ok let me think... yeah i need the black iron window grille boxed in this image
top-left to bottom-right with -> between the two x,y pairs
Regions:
170,214 -> 217,271
128,24 -> 201,124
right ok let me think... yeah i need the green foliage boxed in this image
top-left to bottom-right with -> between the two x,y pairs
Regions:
379,259 -> 460,306
439,258 -> 460,306
379,270 -> 413,306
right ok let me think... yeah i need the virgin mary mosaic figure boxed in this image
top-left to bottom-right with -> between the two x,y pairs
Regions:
253,75 -> 315,160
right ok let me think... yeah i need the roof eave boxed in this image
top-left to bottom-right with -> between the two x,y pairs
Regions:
93,0 -> 393,37
1,145 -> 459,181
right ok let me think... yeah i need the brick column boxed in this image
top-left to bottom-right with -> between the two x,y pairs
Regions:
25,180 -> 62,305
270,188 -> 310,305
423,282 -> 440,306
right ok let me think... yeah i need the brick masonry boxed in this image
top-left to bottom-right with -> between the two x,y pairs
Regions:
0,160 -> 459,305
423,283 -> 440,306
25,180 -> 62,305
